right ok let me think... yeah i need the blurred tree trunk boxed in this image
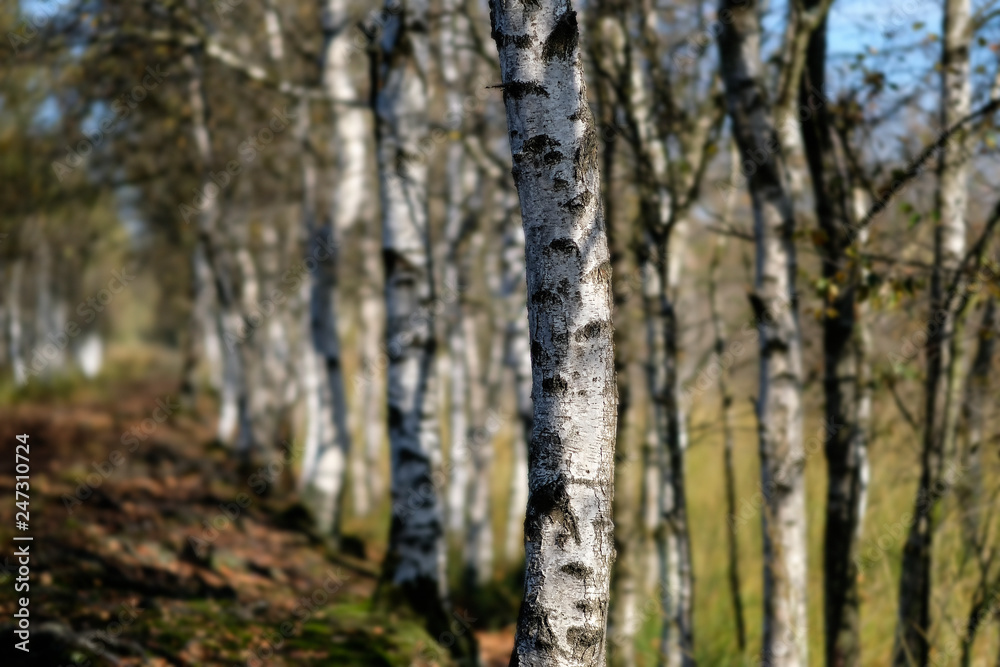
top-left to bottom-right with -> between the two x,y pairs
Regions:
500,187 -> 533,566
709,180 -> 747,652
957,298 -> 995,546
374,2 -> 475,663
358,227 -> 386,510
589,9 -> 640,663
7,259 -> 26,386
799,15 -> 871,665
182,48 -> 253,456
441,0 -> 474,538
718,0 -> 808,662
295,0 -> 360,540
317,0 -> 373,519
491,2 -> 618,664
181,244 -> 224,409
463,225 -> 494,589
34,238 -> 67,376
75,332 -> 103,379
893,0 -> 971,662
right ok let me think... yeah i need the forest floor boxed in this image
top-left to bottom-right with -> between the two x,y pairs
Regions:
0,373 -> 515,666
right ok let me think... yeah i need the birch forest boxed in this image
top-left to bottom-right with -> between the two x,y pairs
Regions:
2,0 -> 1000,665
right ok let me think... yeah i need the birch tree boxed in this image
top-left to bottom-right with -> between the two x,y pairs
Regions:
799,13 -> 872,664
295,0 -> 360,540
718,0 -> 808,662
490,2 -> 618,664
593,4 -> 723,661
181,46 -> 255,459
893,0 -> 972,662
374,2 -> 474,662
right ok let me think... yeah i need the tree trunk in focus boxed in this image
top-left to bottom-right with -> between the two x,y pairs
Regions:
491,2 -> 618,664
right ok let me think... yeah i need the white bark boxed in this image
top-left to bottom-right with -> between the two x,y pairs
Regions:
182,49 -> 252,453
75,332 -> 103,379
294,0 -> 359,538
491,3 -> 618,664
375,4 -> 456,645
34,240 -> 67,375
502,191 -> 533,565
893,0 -> 971,660
7,260 -> 26,386
718,1 -> 808,663
194,244 -> 224,392
463,292 -> 494,588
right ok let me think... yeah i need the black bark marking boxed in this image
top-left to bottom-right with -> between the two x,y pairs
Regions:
543,150 -> 564,165
542,10 -> 579,62
500,80 -> 549,102
560,561 -> 593,580
511,164 -> 523,187
530,288 -> 561,308
553,177 -> 569,190
521,134 -> 561,156
542,375 -> 568,394
574,319 -> 612,342
548,237 -> 580,256
388,406 -> 405,430
560,190 -> 593,213
514,594 -> 557,656
566,625 -> 603,659
530,340 -> 551,366
397,448 -> 429,466
525,475 -> 581,547
497,32 -> 531,48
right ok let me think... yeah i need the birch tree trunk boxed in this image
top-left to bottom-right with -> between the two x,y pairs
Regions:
7,259 -> 26,387
440,0 -> 476,538
358,229 -> 386,509
501,189 -> 533,566
957,298 -> 995,546
375,3 -> 474,662
294,0 -> 359,540
893,0 -> 971,662
709,190 -> 747,652
491,3 -> 618,664
588,13 -> 640,663
182,48 -> 253,455
799,18 -> 871,664
718,0 -> 808,663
